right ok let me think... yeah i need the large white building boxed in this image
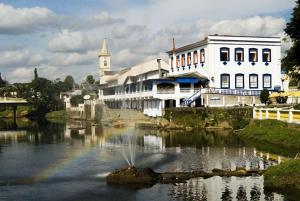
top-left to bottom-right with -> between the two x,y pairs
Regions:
98,35 -> 282,116
167,35 -> 281,91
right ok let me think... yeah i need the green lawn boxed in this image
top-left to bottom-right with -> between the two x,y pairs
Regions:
239,120 -> 300,153
264,159 -> 300,196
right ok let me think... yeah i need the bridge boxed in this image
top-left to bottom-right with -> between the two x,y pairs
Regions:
0,97 -> 29,121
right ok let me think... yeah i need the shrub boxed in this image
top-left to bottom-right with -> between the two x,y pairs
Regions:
260,89 -> 270,104
70,95 -> 84,107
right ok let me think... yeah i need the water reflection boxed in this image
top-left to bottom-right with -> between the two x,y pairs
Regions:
0,119 -> 289,201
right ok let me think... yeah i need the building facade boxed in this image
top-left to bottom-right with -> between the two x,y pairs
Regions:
167,35 -> 281,92
98,35 -> 282,116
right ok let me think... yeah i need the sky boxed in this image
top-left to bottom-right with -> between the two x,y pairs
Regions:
0,0 -> 296,83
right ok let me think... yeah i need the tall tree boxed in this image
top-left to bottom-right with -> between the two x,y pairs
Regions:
86,75 -> 95,85
34,68 -> 38,80
64,75 -> 75,91
0,73 -> 6,88
282,0 -> 300,87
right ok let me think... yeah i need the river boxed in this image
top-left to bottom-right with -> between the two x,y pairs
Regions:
0,118 -> 290,201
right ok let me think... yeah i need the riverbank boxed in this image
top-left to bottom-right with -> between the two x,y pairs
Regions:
238,119 -> 300,156
264,159 -> 300,198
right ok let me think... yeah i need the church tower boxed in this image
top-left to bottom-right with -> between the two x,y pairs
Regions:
99,39 -> 111,85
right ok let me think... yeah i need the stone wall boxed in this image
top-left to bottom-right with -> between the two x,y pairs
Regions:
164,107 -> 253,129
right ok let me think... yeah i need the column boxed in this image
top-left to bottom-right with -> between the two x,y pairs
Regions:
288,109 -> 293,123
277,109 -> 280,121
266,109 -> 269,119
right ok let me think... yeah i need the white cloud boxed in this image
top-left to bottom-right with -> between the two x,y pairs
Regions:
0,3 -> 59,34
49,51 -> 97,66
0,50 -> 44,67
8,66 -> 59,83
48,29 -> 98,53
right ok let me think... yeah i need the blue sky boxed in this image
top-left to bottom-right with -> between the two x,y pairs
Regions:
0,0 -> 296,83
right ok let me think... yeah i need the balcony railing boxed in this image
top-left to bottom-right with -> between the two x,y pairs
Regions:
202,88 -> 261,96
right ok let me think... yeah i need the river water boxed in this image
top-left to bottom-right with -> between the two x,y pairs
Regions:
0,119 -> 289,201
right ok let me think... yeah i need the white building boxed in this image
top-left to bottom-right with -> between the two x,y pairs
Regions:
167,35 -> 282,107
99,35 -> 282,116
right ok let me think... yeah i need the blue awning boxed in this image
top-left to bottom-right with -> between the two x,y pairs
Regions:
175,78 -> 199,83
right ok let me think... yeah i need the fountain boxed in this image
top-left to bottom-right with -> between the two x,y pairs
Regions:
107,132 -> 265,186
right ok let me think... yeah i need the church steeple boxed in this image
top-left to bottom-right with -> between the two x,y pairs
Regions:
99,38 -> 110,57
99,39 -> 111,84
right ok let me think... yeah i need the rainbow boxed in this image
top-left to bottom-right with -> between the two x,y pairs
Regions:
30,146 -> 94,183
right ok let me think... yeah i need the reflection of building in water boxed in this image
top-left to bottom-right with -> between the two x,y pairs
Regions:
170,176 -> 285,201
143,135 -> 165,152
0,130 -> 27,144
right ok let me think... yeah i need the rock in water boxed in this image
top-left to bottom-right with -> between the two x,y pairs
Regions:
106,166 -> 161,185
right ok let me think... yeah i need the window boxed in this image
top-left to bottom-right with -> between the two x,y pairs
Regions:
235,74 -> 244,88
235,48 -> 244,62
181,54 -> 185,67
220,47 -> 230,61
176,56 -> 180,67
263,74 -> 272,88
262,48 -> 271,62
221,74 -> 230,88
104,60 -> 107,66
187,52 -> 191,65
200,49 -> 205,63
249,48 -> 258,62
193,51 -> 198,64
170,56 -> 173,68
249,74 -> 258,88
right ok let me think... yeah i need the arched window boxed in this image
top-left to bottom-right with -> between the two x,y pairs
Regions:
187,52 -> 191,65
193,51 -> 198,64
200,49 -> 205,63
262,48 -> 271,62
235,74 -> 244,88
235,48 -> 244,62
220,47 -> 230,61
249,48 -> 258,62
176,55 -> 180,67
181,54 -> 186,67
220,74 -> 230,89
249,74 -> 258,88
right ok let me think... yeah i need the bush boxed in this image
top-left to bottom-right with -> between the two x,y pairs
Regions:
70,95 -> 84,107
294,104 -> 300,110
260,89 -> 270,104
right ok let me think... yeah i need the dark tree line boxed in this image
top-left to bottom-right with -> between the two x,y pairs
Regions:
282,0 -> 300,87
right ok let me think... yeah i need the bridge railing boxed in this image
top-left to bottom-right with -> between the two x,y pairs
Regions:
0,97 -> 27,103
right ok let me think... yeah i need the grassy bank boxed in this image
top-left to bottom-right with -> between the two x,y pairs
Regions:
45,110 -> 67,119
264,159 -> 300,197
239,120 -> 300,156
164,107 -> 252,129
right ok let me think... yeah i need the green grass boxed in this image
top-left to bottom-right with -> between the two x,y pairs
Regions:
264,159 -> 300,195
45,110 -> 67,119
239,120 -> 300,152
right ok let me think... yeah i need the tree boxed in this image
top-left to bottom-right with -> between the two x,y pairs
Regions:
0,73 -> 7,88
34,68 -> 38,80
260,89 -> 270,104
86,75 -> 95,85
64,75 -> 75,91
70,95 -> 84,107
25,69 -> 63,117
282,0 -> 300,87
